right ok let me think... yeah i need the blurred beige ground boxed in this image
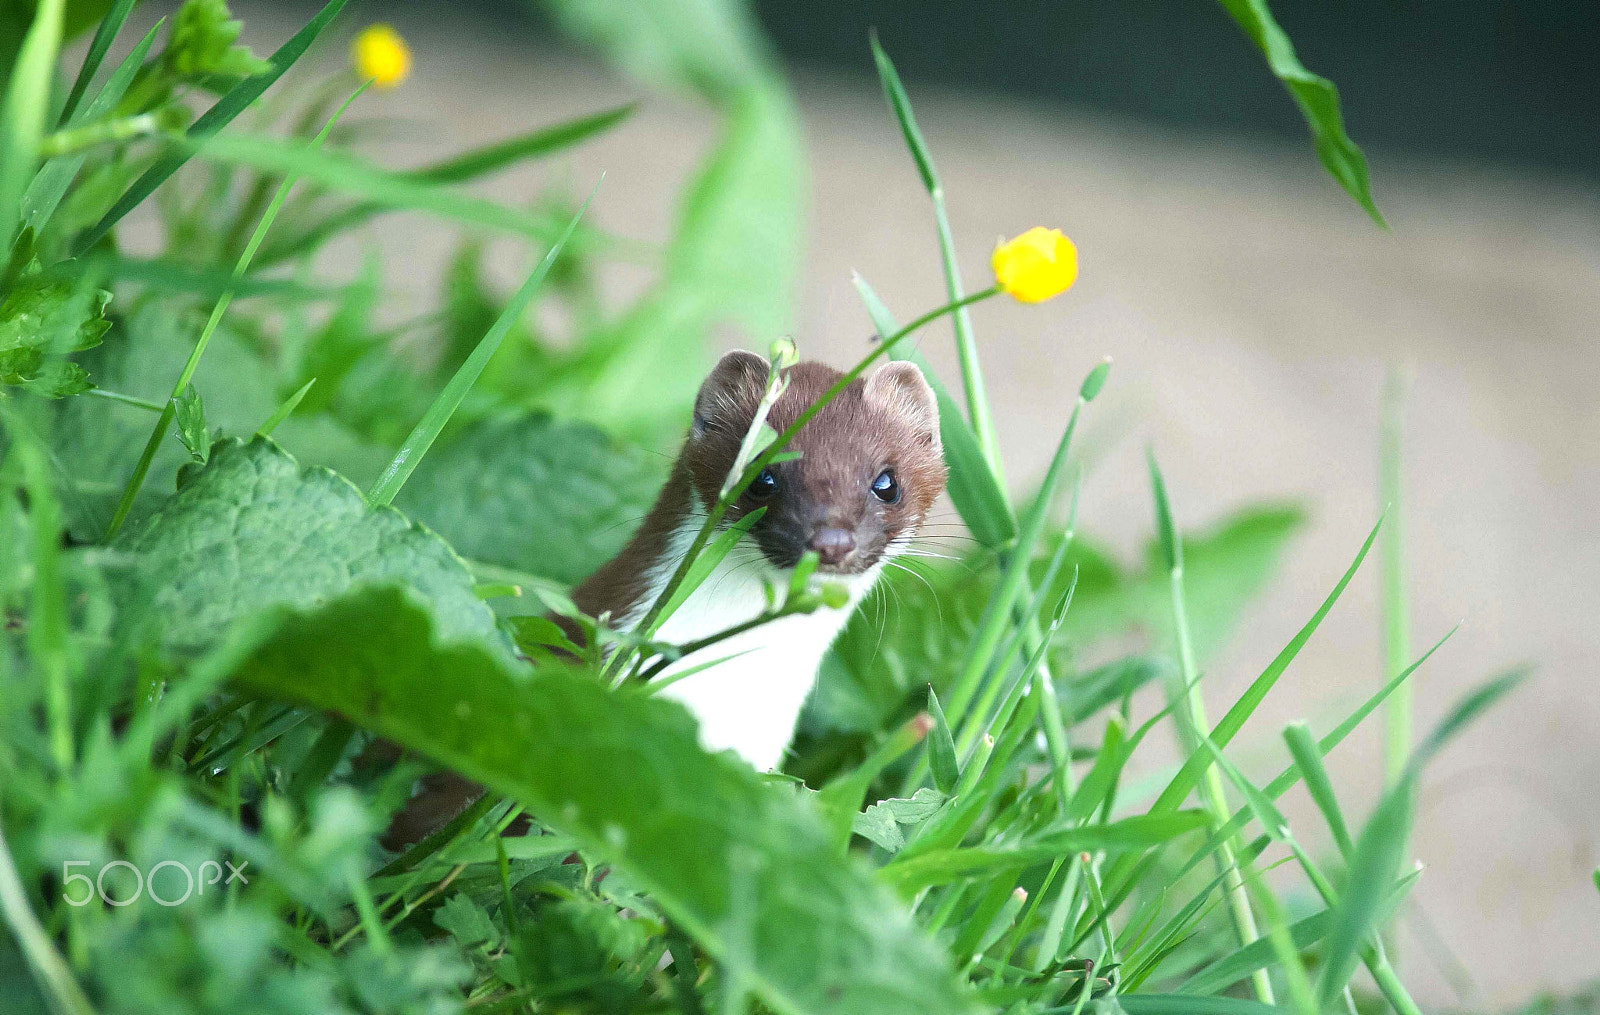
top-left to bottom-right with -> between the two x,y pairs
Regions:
179,6 -> 1600,1005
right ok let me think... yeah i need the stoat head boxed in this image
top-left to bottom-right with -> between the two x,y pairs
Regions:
684,350 -> 948,576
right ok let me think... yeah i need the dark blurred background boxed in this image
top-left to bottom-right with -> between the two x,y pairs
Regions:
371,0 -> 1600,183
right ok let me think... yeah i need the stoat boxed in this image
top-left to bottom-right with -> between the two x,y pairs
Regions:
381,352 -> 946,848
573,350 -> 948,771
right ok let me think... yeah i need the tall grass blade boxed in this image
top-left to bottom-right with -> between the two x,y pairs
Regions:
366,181 -> 598,506
74,0 -> 349,253
869,32 -> 1002,477
55,0 -> 136,126
22,19 -> 160,236
853,271 -> 1015,548
1283,721 -> 1353,855
1316,670 -> 1525,1009
0,0 -> 65,253
1380,366 -> 1412,785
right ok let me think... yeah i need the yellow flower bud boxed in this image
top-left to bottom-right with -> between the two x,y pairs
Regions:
352,24 -> 410,89
991,227 -> 1078,303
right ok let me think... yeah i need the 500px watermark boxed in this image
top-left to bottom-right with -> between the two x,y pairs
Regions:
62,859 -> 249,907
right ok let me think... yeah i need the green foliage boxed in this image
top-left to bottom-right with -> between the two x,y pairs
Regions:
0,2 -> 1513,1015
397,413 -> 664,587
111,437 -> 502,655
228,586 -> 976,1015
0,267 -> 110,395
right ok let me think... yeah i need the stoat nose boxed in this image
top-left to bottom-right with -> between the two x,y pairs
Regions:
808,527 -> 856,567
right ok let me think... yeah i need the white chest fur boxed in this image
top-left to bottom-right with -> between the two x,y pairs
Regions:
629,518 -> 879,771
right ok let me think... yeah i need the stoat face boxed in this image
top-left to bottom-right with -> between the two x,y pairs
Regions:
683,351 -> 947,576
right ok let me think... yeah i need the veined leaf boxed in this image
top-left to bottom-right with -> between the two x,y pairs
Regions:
397,412 -> 664,586
111,436 -> 502,656
226,586 -> 978,1015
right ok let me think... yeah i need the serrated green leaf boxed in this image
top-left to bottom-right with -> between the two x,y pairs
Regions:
111,436 -> 502,656
172,383 -> 208,463
397,413 -> 664,587
852,787 -> 946,853
225,585 -> 978,1015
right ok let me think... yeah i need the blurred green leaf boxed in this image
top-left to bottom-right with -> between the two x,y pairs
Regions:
398,413 -> 663,587
1216,0 -> 1383,225
0,268 -> 109,395
0,0 -> 64,250
74,0 -> 348,252
111,436 -> 503,656
226,585 -> 979,1015
162,0 -> 269,82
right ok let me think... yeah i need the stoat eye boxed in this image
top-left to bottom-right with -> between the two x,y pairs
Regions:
871,469 -> 900,504
747,468 -> 778,500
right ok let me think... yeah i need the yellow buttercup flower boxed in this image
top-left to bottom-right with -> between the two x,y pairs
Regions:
352,24 -> 410,89
992,227 -> 1078,303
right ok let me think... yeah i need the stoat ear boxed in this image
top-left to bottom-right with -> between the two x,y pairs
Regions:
692,350 -> 769,437
866,361 -> 941,454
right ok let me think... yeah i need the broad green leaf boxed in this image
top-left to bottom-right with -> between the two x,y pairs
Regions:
541,0 -> 802,437
111,436 -> 501,655
396,413 -> 664,587
74,0 -> 348,253
1216,0 -> 1383,225
225,586 -> 978,1015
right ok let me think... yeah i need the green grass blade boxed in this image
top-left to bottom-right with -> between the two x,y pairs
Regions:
868,32 -> 1001,477
1316,671 -> 1525,1009
194,133 -> 572,243
1181,868 -> 1422,997
73,0 -> 349,254
1283,721 -> 1352,856
925,686 -> 960,795
0,0 -> 65,253
1118,995 -> 1282,1015
1215,0 -> 1384,225
883,811 -> 1210,891
366,180 -> 598,507
55,0 -> 136,127
1149,515 -> 1382,816
408,102 -> 635,183
255,377 -> 315,437
1379,367 -> 1411,785
853,271 -> 1015,548
21,18 -> 159,236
